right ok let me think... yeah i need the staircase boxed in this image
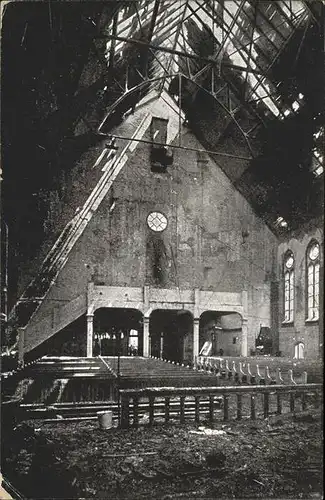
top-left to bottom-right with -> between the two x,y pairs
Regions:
1,357 -> 116,404
23,356 -> 116,378
11,111 -> 153,355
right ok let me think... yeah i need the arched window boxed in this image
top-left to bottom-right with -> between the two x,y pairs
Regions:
284,250 -> 294,322
294,342 -> 304,360
306,241 -> 320,321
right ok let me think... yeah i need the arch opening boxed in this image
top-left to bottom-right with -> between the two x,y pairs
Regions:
199,311 -> 242,357
149,309 -> 193,364
93,308 -> 143,356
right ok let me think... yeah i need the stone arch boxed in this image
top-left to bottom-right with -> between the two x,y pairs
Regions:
93,307 -> 143,356
149,309 -> 193,363
199,310 -> 243,357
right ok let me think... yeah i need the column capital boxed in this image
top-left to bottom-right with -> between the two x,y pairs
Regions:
86,313 -> 94,320
194,318 -> 200,324
143,316 -> 150,323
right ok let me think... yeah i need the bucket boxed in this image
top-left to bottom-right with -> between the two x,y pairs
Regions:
97,410 -> 113,429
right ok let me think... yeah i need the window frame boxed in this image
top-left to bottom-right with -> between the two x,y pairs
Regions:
147,211 -> 168,233
306,240 -> 320,322
282,250 -> 295,324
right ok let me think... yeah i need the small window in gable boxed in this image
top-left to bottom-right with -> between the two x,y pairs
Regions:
306,241 -> 320,321
150,117 -> 173,173
283,250 -> 294,323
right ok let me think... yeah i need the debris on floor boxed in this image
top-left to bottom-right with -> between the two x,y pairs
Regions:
1,409 -> 323,499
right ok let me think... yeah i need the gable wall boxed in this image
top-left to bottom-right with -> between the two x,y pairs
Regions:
28,100 -> 278,353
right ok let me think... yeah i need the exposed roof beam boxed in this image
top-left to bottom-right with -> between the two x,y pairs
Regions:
103,34 -> 265,75
159,0 -> 189,92
245,9 -> 308,102
252,0 -> 287,43
204,0 -> 247,63
301,0 -> 321,26
109,9 -> 119,68
244,2 -> 258,98
273,1 -> 297,30
102,131 -> 252,161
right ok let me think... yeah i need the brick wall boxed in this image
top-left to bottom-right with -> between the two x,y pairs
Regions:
277,222 -> 323,359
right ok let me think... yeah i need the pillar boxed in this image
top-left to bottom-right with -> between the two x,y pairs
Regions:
241,318 -> 248,357
86,314 -> 94,357
193,318 -> 199,364
160,333 -> 164,358
143,317 -> 150,357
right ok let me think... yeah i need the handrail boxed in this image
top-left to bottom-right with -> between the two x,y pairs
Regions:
120,383 -> 321,397
120,383 -> 322,428
98,355 -> 118,378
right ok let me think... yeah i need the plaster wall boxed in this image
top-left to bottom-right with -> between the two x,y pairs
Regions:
22,94 -> 277,354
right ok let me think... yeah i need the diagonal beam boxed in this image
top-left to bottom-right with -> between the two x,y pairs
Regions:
245,9 -> 308,102
103,34 -> 265,75
159,0 -> 189,92
108,6 -> 120,68
272,1 -> 296,30
244,2 -> 258,98
301,0 -> 321,26
103,131 -> 252,161
251,0 -> 287,42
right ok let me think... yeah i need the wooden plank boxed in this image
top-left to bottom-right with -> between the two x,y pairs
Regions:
223,394 -> 229,421
119,383 -> 322,398
164,396 -> 170,423
301,391 -> 307,411
180,396 -> 185,424
236,394 -> 242,420
263,392 -> 269,419
120,395 -> 130,428
277,392 -> 282,415
209,395 -> 214,423
195,395 -> 200,423
149,395 -> 155,426
133,395 -> 139,428
250,394 -> 256,420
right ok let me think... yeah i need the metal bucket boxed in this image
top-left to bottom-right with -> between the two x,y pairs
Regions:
97,410 -> 113,429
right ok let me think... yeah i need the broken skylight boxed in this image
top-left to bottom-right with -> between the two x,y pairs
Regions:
103,1 -> 310,122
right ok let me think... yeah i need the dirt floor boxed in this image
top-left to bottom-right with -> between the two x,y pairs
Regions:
1,408 -> 323,500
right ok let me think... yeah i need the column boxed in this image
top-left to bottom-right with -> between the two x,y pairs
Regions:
160,333 -> 164,358
193,318 -> 199,364
86,314 -> 94,357
241,318 -> 248,357
143,317 -> 150,357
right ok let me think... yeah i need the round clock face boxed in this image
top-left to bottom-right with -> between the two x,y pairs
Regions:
147,211 -> 168,232
309,243 -> 319,261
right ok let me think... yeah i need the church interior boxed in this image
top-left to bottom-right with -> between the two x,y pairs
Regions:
1,2 -> 323,498
1,0 -> 323,365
